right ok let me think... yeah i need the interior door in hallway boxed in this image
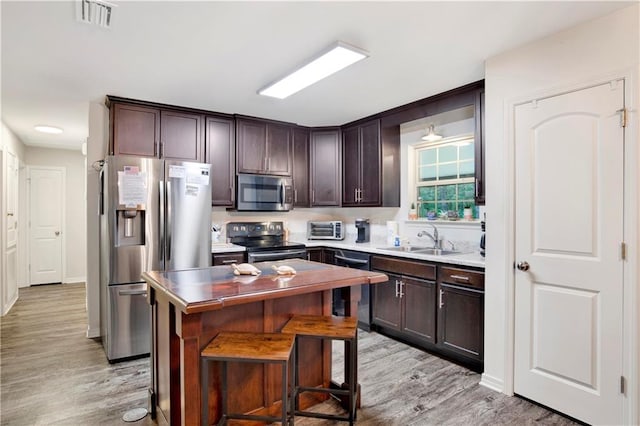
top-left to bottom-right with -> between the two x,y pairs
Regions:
513,80 -> 624,425
29,167 -> 64,285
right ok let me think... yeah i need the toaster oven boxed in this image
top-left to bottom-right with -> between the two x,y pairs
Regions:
307,221 -> 344,240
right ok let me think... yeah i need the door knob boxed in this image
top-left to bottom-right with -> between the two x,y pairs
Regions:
516,261 -> 530,271
55,231 -> 60,236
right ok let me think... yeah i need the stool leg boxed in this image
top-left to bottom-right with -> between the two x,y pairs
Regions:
289,350 -> 295,426
293,337 -> 300,414
201,358 -> 209,426
349,335 -> 357,425
217,361 -> 228,426
281,360 -> 288,425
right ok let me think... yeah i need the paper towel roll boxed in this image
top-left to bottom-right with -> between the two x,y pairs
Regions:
386,221 -> 399,246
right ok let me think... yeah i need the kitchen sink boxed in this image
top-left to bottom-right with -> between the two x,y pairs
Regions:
378,246 -> 466,256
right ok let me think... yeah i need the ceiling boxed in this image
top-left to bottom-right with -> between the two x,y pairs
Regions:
1,1 -> 634,151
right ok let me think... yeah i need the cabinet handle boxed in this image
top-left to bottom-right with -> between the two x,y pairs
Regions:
221,259 -> 237,264
263,157 -> 268,171
399,280 -> 404,298
354,188 -> 358,203
294,189 -> 298,203
395,279 -> 400,298
312,190 -> 315,204
450,274 -> 470,282
475,178 -> 479,198
359,188 -> 363,202
268,157 -> 271,170
439,289 -> 444,308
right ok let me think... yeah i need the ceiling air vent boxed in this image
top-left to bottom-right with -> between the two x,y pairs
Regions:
76,0 -> 116,29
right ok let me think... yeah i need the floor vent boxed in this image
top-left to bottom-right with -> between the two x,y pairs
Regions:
76,0 -> 116,29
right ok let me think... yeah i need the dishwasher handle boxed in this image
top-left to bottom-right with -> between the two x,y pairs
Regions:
334,254 -> 369,266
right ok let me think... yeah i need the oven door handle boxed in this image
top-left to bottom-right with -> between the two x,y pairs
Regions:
249,250 -> 307,262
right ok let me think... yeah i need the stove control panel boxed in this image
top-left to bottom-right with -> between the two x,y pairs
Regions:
227,221 -> 284,238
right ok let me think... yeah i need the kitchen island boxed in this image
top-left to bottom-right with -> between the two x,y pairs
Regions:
142,259 -> 387,425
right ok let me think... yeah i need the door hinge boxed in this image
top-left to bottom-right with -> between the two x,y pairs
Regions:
617,108 -> 628,128
620,376 -> 626,394
621,242 -> 627,260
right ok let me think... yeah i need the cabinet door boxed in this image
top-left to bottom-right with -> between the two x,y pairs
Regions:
310,129 -> 341,206
237,119 -> 267,174
401,276 -> 436,344
306,248 -> 323,263
341,126 -> 359,205
160,110 -> 203,161
212,252 -> 245,266
474,89 -> 485,205
292,127 -> 310,207
266,123 -> 292,176
205,116 -> 235,206
358,120 -> 381,206
112,103 -> 160,157
371,272 -> 401,330
438,283 -> 484,361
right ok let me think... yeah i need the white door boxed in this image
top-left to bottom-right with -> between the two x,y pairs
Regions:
29,167 -> 64,285
514,81 -> 625,425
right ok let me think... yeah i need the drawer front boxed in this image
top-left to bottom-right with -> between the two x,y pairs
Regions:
371,256 -> 435,280
440,266 -> 484,290
212,252 -> 245,266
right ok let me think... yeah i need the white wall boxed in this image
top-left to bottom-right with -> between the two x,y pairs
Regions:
484,4 -> 639,423
86,102 -> 109,337
25,146 -> 87,283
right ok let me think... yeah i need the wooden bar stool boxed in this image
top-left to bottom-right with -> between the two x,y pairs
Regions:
200,331 -> 295,426
281,315 -> 358,425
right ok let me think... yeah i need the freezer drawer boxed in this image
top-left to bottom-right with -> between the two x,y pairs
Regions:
107,283 -> 150,361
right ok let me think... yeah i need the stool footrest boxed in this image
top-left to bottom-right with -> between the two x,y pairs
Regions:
297,385 -> 351,396
220,413 -> 293,423
294,410 -> 351,422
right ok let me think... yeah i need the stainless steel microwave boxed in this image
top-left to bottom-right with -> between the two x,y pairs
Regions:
236,174 -> 293,211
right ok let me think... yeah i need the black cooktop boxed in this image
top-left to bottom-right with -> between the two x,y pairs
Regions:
233,238 -> 306,252
226,221 -> 305,252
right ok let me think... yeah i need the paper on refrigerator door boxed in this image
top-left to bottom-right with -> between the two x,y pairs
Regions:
118,171 -> 147,207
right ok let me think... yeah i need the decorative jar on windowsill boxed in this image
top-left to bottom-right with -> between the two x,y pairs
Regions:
408,203 -> 417,220
463,206 -> 473,220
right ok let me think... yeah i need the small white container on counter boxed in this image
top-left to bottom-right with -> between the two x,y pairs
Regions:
386,221 -> 399,246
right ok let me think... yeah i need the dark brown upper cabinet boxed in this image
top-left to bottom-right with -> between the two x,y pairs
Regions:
342,119 -> 381,206
111,103 -> 160,157
205,116 -> 235,206
160,110 -> 203,162
310,128 -> 341,207
236,117 -> 292,176
292,127 -> 310,207
109,99 -> 204,162
474,89 -> 485,205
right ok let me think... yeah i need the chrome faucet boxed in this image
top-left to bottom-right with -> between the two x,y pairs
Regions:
417,225 -> 440,248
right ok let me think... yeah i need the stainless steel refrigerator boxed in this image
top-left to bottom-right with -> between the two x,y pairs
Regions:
100,155 -> 212,361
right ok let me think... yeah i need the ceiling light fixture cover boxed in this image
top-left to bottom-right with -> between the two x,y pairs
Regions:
34,125 -> 63,134
259,41 -> 369,99
421,125 -> 442,142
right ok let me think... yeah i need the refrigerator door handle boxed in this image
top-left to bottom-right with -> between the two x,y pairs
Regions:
159,180 -> 165,262
166,180 -> 172,262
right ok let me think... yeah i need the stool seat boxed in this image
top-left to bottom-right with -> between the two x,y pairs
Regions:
281,315 -> 357,339
201,331 -> 294,361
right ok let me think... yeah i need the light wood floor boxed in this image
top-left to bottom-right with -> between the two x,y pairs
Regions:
0,283 -> 577,425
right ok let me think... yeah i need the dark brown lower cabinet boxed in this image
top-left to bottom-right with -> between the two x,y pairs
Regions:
306,248 -> 323,263
211,252 -> 245,266
371,255 -> 484,371
437,283 -> 483,360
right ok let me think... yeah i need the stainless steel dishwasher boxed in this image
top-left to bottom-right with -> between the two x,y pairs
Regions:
332,250 -> 371,331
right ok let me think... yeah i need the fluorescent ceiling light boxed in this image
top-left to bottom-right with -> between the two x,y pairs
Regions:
34,125 -> 63,134
259,41 -> 369,99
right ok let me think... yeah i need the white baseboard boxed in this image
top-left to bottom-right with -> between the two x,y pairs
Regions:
480,373 -> 505,394
63,276 -> 86,284
1,292 -> 19,316
86,325 -> 101,338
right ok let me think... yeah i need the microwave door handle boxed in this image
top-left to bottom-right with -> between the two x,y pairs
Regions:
280,182 -> 285,206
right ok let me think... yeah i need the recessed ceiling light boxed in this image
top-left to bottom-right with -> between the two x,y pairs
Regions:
34,125 -> 63,134
258,41 -> 369,99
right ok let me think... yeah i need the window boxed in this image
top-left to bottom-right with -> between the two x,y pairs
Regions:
415,136 -> 475,219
